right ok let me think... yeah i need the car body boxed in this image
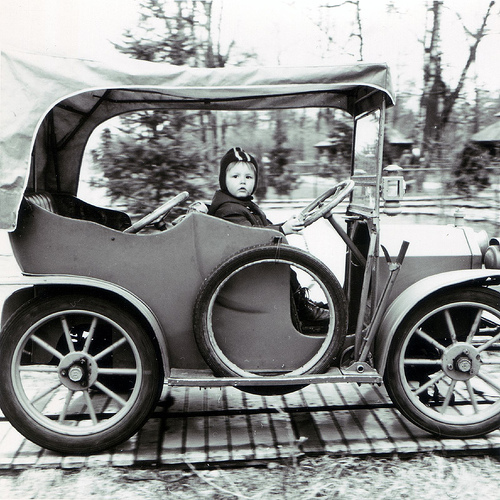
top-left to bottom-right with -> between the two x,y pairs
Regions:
1,49 -> 500,454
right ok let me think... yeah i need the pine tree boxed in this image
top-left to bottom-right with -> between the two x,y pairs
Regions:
267,110 -> 299,197
92,0 -> 224,215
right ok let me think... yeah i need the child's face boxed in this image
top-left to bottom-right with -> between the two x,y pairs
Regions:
225,162 -> 256,198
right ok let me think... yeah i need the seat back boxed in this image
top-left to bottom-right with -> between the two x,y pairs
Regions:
24,191 -> 131,231
24,192 -> 57,213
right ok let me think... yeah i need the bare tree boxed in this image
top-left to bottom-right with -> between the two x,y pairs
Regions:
417,0 -> 496,165
317,1 -> 364,60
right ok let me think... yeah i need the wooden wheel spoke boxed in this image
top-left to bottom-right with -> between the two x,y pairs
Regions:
83,317 -> 98,353
19,365 -> 58,373
93,381 -> 127,407
413,371 -> 446,396
439,380 -> 456,413
83,390 -> 99,425
31,334 -> 64,360
94,337 -> 127,362
466,309 -> 483,343
477,330 -> 500,353
480,358 -> 500,365
404,358 -> 441,366
466,380 -> 480,413
58,389 -> 75,423
415,328 -> 446,352
98,368 -> 138,376
31,382 -> 63,405
443,309 -> 457,343
477,371 -> 500,395
60,316 -> 76,353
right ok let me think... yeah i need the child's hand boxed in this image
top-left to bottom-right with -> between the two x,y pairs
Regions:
281,215 -> 304,235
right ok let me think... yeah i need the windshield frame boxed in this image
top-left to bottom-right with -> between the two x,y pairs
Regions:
348,98 -> 386,218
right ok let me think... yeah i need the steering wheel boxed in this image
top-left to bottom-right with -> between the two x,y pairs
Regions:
124,191 -> 190,234
299,180 -> 355,227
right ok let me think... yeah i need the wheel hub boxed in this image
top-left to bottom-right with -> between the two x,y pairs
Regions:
68,365 -> 84,382
442,342 -> 481,381
58,352 -> 98,390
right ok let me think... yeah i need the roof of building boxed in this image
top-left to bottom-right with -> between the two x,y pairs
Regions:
471,120 -> 500,143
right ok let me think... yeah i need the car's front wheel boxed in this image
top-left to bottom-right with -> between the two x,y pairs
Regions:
385,287 -> 500,438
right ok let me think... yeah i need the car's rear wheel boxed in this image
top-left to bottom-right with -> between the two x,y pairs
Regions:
385,287 -> 500,438
0,294 -> 160,454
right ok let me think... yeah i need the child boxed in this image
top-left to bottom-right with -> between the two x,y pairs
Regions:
208,147 -> 329,327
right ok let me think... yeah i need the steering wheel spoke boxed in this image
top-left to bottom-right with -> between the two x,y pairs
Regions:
124,191 -> 189,234
300,180 -> 354,226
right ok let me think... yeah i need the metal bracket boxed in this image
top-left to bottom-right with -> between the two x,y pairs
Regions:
357,240 -> 409,363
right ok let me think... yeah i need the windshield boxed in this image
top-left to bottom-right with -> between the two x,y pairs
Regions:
348,108 -> 382,216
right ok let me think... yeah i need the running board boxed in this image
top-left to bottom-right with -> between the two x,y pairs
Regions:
168,365 -> 382,387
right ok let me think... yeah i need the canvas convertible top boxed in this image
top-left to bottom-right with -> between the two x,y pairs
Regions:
0,48 -> 395,230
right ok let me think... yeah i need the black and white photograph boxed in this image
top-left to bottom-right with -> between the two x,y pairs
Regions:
0,1 -> 499,498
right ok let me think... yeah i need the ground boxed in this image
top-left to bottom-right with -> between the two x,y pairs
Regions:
0,454 -> 499,499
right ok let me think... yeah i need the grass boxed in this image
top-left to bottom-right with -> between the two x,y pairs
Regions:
1,453 -> 499,499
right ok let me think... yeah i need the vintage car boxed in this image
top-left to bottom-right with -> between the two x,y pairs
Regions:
1,49 -> 500,454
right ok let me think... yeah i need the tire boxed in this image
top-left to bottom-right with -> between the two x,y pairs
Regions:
193,244 -> 347,384
0,294 -> 160,454
385,287 -> 500,438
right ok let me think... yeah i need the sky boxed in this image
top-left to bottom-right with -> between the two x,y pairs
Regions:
1,0 -> 499,98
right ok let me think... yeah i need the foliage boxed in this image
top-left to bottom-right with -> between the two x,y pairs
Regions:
266,110 -> 300,197
91,116 -> 211,214
90,1 -> 317,211
117,0 -> 206,65
452,142 -> 491,196
322,119 -> 352,177
92,0 -> 225,216
89,0 -> 500,207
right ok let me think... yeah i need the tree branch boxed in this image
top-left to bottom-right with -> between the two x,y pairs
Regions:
441,0 -> 495,127
319,1 -> 358,7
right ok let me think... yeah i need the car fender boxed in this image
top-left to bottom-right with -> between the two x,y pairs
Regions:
0,274 -> 170,375
374,268 -> 500,375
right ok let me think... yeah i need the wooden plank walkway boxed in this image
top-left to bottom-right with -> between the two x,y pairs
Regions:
1,382 -> 499,470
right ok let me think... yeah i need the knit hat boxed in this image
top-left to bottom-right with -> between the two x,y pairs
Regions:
219,147 -> 259,194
